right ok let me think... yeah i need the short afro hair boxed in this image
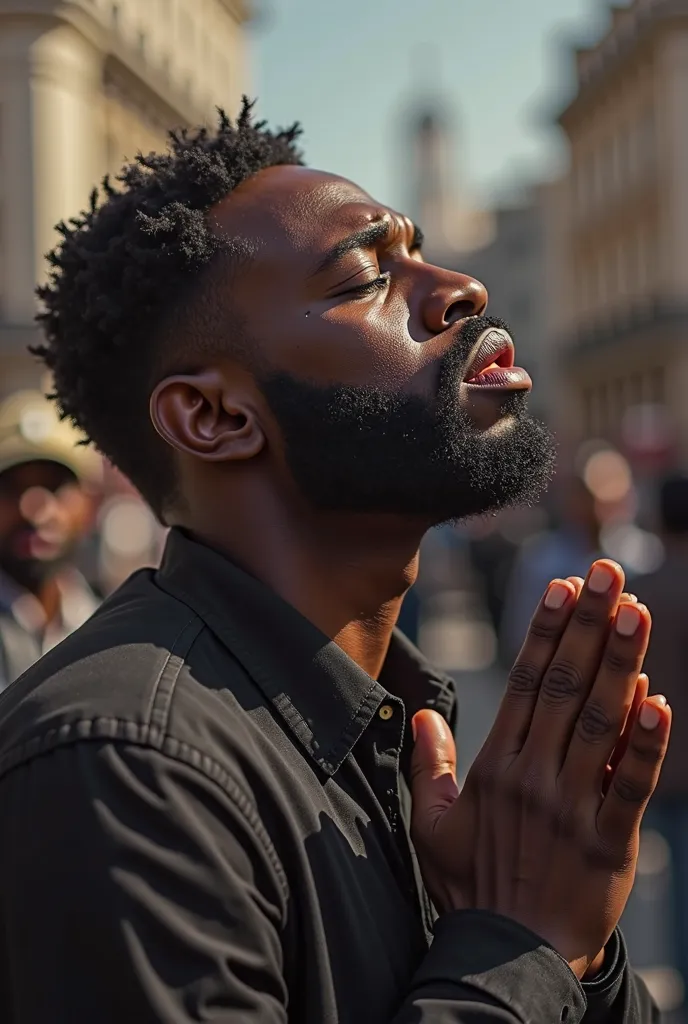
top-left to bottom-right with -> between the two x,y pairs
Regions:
33,98 -> 304,521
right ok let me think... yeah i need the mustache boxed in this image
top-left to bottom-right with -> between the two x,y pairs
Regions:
437,314 -> 514,397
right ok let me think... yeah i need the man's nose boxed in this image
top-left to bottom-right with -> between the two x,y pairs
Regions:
422,272 -> 488,334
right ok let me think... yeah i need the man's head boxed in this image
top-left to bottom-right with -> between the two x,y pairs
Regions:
0,392 -> 99,593
35,101 -> 554,534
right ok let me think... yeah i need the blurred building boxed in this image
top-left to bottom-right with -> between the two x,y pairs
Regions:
402,94 -> 492,259
457,192 -> 548,421
0,0 -> 251,396
398,90 -> 548,417
548,0 -> 688,470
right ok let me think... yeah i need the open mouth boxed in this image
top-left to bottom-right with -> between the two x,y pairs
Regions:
463,327 -> 532,391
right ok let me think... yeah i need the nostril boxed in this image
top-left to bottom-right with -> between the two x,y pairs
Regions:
443,299 -> 479,326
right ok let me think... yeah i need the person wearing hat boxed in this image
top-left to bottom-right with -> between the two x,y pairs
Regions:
0,390 -> 102,689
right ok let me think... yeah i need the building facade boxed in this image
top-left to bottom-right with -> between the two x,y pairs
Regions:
549,0 -> 688,467
457,193 -> 548,421
0,0 -> 250,395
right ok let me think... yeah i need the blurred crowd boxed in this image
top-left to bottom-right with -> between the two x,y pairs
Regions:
0,389 -> 165,687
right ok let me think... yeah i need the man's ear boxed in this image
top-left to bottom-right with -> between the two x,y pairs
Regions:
150,367 -> 265,462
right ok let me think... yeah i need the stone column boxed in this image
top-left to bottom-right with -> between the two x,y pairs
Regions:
0,17 -> 105,327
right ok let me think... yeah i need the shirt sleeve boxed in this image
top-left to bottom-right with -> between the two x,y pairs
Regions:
0,741 -> 290,1023
581,929 -> 660,1023
0,741 -> 659,1024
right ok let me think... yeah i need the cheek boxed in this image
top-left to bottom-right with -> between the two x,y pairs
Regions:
294,299 -> 421,389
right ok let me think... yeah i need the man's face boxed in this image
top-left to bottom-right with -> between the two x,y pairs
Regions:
0,461 -> 90,592
201,166 -> 555,523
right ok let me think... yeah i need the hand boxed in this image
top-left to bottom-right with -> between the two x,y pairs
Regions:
410,559 -> 671,980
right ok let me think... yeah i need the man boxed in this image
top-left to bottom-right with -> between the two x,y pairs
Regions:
0,389 -> 101,688
631,475 -> 688,997
0,103 -> 671,1022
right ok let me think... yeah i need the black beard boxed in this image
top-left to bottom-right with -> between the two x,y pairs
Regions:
0,550 -> 63,595
258,315 -> 556,524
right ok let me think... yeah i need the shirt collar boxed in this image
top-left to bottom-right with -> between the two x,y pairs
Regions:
156,528 -> 457,776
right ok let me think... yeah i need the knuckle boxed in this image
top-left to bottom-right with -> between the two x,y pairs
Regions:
507,660 -> 541,697
612,774 -> 649,805
576,700 -> 616,744
572,602 -> 607,630
603,646 -> 640,675
540,660 -> 584,708
628,737 -> 663,765
528,618 -> 563,643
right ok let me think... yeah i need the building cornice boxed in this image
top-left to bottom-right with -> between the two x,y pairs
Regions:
554,0 -> 688,130
561,298 -> 688,363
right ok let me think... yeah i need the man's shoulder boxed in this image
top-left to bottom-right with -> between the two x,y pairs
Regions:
0,568 -> 260,784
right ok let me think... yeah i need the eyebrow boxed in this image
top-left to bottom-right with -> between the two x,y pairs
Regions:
311,219 -> 424,277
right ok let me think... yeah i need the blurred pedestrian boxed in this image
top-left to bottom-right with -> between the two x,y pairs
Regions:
632,474 -> 688,995
0,391 -> 101,688
499,474 -> 603,665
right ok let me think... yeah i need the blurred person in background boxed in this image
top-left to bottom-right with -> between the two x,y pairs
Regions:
632,474 -> 688,997
499,473 -> 604,665
0,390 -> 101,688
499,449 -> 662,667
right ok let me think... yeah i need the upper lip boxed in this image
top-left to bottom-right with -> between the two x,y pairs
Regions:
464,331 -> 515,382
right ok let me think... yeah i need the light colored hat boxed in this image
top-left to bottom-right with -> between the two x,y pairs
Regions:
0,390 -> 102,483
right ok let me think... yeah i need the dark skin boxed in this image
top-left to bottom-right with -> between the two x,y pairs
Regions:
150,164 -> 671,980
152,166 -> 492,678
0,461 -> 92,625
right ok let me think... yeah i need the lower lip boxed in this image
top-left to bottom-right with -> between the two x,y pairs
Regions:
464,366 -> 532,390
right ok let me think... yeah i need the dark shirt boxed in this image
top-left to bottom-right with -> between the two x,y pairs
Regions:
0,528 -> 657,1022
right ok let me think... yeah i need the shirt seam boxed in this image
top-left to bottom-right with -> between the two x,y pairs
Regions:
0,611 -> 202,780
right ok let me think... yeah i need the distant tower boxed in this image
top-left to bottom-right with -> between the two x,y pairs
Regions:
399,49 -> 489,257
407,100 -> 459,256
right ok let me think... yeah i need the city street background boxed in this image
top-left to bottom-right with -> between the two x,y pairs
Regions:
1,0 -> 687,1019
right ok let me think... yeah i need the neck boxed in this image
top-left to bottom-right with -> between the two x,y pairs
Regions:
181,490 -> 425,679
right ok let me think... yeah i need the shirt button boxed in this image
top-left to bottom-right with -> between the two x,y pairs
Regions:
378,704 -> 394,721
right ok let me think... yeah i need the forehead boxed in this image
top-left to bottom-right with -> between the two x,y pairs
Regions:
210,165 -> 398,259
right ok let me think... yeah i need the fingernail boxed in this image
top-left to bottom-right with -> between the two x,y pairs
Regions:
545,581 -> 570,610
588,563 -> 616,593
639,702 -> 661,730
411,717 -> 417,741
616,605 -> 641,637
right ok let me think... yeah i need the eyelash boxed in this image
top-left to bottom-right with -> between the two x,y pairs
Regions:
346,271 -> 391,298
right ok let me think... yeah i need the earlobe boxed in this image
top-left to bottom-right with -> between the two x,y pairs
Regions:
150,370 -> 266,463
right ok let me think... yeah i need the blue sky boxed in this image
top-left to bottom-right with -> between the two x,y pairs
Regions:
250,0 -> 615,211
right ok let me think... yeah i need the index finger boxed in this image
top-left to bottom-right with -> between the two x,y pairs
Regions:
486,577 -> 578,756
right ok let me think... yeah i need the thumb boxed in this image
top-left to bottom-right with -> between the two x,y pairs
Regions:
410,709 -> 459,829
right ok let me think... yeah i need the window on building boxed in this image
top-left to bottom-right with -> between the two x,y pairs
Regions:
630,373 -> 643,404
650,367 -> 665,403
636,226 -> 649,292
584,389 -> 595,433
598,383 -> 610,434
